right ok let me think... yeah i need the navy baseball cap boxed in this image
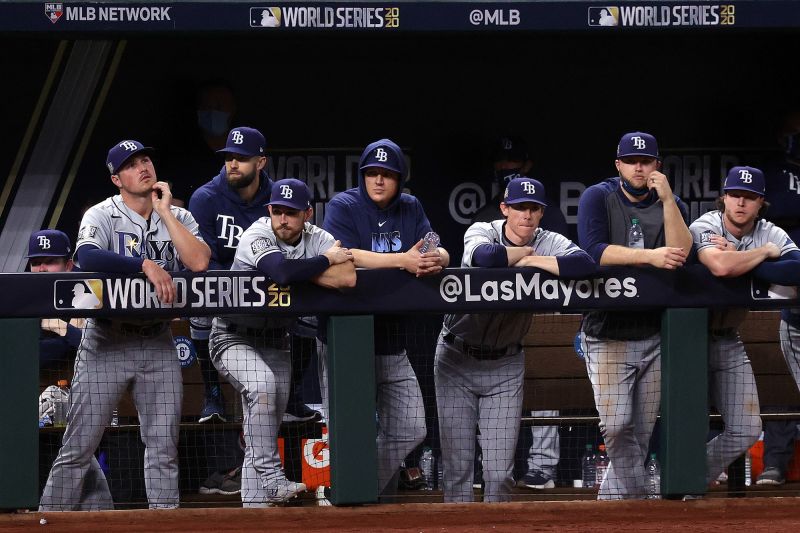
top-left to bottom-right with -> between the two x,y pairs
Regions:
723,166 -> 766,196
27,229 -> 71,258
217,127 -> 266,157
106,140 -> 155,174
617,131 -> 660,160
493,136 -> 528,162
503,177 -> 547,207
268,178 -> 312,210
359,143 -> 404,174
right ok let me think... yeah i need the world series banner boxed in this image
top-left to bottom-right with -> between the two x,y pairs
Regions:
3,1 -> 800,32
1,265 -> 796,319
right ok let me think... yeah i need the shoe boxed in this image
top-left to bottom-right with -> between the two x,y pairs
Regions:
265,479 -> 307,504
316,485 -> 332,506
756,466 -> 785,486
283,403 -> 322,423
516,471 -> 555,489
199,391 -> 227,423
398,467 -> 427,490
199,466 -> 241,495
716,471 -> 728,484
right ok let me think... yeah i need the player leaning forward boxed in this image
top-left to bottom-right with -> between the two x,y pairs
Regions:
40,141 -> 211,511
436,177 -> 595,502
690,165 -> 800,484
209,178 -> 355,506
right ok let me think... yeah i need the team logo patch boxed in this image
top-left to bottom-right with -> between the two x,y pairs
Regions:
174,336 -> 197,368
587,6 -> 618,26
77,225 -> 99,241
45,3 -> 63,24
251,237 -> 273,255
250,7 -> 282,27
53,279 -> 103,310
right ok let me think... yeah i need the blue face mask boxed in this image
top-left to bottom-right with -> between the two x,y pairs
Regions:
620,177 -> 651,198
197,110 -> 230,137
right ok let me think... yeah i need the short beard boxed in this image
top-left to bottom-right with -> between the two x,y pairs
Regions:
228,169 -> 257,190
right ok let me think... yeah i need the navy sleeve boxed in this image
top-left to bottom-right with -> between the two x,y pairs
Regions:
556,251 -> 597,279
256,253 -> 330,285
77,245 -> 144,273
64,323 -> 82,349
188,189 -> 225,270
322,198 -> 361,249
472,243 -> 508,267
577,185 -> 610,263
752,250 -> 800,285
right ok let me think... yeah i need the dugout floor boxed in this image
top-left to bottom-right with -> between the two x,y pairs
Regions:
2,497 -> 800,532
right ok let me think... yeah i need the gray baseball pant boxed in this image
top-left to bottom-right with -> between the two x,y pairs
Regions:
780,320 -> 800,391
526,410 -> 560,478
316,341 -> 426,496
209,328 -> 291,507
583,331 -> 660,500
706,333 -> 762,483
435,337 -> 524,503
40,320 -> 181,510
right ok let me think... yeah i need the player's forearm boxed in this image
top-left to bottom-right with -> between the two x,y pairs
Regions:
515,255 -> 559,275
505,246 -> 534,266
350,249 -> 406,270
662,202 -> 693,250
599,244 -> 649,266
162,217 -> 211,272
312,262 -> 357,289
700,247 -> 772,277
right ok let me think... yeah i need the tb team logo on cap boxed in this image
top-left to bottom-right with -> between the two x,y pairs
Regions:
723,165 -> 765,196
217,127 -> 266,157
617,131 -> 660,160
106,140 -> 154,174
360,144 -> 404,175
503,176 -> 548,207
27,230 -> 71,258
268,178 -> 311,210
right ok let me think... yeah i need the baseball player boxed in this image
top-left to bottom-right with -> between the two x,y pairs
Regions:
321,138 -> 449,496
39,140 -> 211,511
757,111 -> 800,486
188,126 -> 273,424
209,178 -> 355,507
577,131 -> 692,499
690,165 -> 800,484
436,177 -> 595,502
28,230 -> 112,510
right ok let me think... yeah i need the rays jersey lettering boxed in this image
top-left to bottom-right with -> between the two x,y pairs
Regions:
371,231 -> 402,252
115,231 -> 176,265
217,214 -> 244,249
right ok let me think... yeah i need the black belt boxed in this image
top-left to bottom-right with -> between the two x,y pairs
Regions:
96,319 -> 167,338
442,332 -> 519,360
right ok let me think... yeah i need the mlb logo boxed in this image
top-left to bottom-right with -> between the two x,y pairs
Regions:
53,279 -> 103,310
587,6 -> 618,27
45,3 -> 63,24
751,279 -> 797,301
250,7 -> 282,27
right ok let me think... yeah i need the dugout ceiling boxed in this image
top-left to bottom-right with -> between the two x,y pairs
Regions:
1,1 -> 799,265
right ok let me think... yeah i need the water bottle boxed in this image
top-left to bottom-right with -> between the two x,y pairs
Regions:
628,218 -> 644,249
646,453 -> 661,499
595,444 -> 609,488
110,407 -> 119,427
52,380 -> 69,427
581,444 -> 596,488
419,231 -> 440,254
420,447 -> 434,490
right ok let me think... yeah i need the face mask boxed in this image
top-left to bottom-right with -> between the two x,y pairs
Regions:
620,177 -> 651,197
494,167 -> 524,186
197,110 -> 230,137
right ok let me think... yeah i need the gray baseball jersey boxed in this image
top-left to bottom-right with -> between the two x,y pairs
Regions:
443,221 -> 585,347
75,195 -> 202,271
218,218 -> 334,330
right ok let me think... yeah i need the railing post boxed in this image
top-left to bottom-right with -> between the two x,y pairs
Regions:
660,308 -> 708,497
0,318 -> 39,509
327,315 -> 377,504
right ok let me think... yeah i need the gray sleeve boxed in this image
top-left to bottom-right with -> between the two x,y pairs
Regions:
534,230 -> 584,257
765,223 -> 800,256
173,207 -> 204,242
307,225 -> 336,257
75,205 -> 112,252
462,222 -> 497,267
689,213 -> 723,252
234,222 -> 281,270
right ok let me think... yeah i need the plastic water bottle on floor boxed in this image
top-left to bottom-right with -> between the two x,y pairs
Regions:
110,407 -> 119,427
595,444 -> 609,488
628,218 -> 644,248
581,444 -> 596,488
420,447 -> 434,490
646,453 -> 661,499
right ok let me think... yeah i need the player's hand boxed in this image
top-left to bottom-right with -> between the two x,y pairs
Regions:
709,234 -> 735,251
647,171 -> 674,203
151,181 -> 173,218
142,258 -> 176,304
41,318 -> 69,336
323,240 -> 354,266
764,242 -> 781,259
416,246 -> 445,277
647,247 -> 688,269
